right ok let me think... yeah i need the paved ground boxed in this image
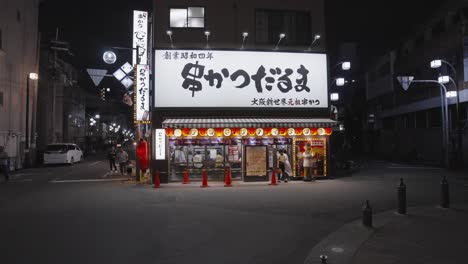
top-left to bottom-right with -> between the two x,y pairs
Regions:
0,159 -> 467,264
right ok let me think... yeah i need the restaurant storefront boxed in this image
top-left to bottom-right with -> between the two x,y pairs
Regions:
151,49 -> 336,183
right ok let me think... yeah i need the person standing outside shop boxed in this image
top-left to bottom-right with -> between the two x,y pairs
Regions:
0,146 -> 9,183
116,147 -> 129,176
107,146 -> 117,173
277,149 -> 290,182
302,145 -> 315,181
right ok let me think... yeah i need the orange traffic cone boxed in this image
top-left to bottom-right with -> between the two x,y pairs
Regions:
269,168 -> 278,186
201,169 -> 209,188
183,168 -> 189,184
224,167 -> 232,187
153,170 -> 161,188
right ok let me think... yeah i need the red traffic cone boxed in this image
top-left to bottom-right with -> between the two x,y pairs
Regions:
224,167 -> 232,187
183,168 -> 189,184
201,169 -> 209,188
153,170 -> 161,188
269,168 -> 278,186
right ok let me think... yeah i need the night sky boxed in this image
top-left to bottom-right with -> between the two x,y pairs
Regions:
39,0 -> 445,68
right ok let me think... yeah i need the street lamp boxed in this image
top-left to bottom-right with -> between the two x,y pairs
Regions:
95,114 -> 100,119
446,91 -> 457,98
396,76 -> 450,167
241,32 -> 248,49
336,77 -> 346,86
103,51 -> 117,64
307,34 -> 321,51
341,61 -> 351,71
166,30 -> 174,48
25,73 -> 38,150
25,72 -> 38,167
438,75 -> 450,84
275,33 -> 286,50
204,31 -> 210,48
430,59 -> 461,167
330,93 -> 339,101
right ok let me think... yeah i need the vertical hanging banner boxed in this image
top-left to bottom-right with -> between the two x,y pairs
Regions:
133,10 -> 148,65
154,129 -> 166,160
135,64 -> 150,122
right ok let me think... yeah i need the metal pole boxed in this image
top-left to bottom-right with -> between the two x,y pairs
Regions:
412,80 -> 449,167
26,76 -> 30,150
397,178 -> 407,214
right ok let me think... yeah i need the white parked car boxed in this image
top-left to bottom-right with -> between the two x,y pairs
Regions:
43,143 -> 83,165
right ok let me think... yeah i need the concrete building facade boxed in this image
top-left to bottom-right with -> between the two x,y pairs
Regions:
151,0 -> 333,183
365,0 -> 468,167
0,0 -> 40,170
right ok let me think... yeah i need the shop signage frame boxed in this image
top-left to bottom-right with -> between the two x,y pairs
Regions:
154,49 -> 329,109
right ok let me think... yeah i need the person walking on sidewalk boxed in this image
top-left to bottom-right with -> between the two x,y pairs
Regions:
0,146 -> 9,183
116,147 -> 129,176
108,146 -> 118,173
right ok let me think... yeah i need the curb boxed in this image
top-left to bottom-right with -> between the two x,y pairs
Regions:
303,204 -> 468,264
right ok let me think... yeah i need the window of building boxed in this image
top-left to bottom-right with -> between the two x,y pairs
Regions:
255,9 -> 311,46
170,7 -> 205,28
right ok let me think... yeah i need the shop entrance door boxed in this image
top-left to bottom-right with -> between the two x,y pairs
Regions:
244,146 -> 268,182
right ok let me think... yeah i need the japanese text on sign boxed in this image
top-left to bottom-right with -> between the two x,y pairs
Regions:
135,64 -> 150,121
155,50 -> 328,108
132,10 -> 148,65
155,129 -> 166,160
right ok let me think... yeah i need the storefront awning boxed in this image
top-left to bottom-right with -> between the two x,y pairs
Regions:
162,118 -> 337,128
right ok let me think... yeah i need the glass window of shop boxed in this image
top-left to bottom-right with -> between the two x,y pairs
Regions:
168,139 -> 243,181
294,138 -> 326,178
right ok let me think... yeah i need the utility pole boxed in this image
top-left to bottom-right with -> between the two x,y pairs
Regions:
50,28 -> 71,143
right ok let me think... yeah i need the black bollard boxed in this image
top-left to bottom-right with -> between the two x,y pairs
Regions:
362,200 -> 373,227
440,175 -> 450,208
320,255 -> 328,264
397,178 -> 407,214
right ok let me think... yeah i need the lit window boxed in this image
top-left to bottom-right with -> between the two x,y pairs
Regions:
170,7 -> 204,28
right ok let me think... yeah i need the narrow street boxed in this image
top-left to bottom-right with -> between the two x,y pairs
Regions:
1,160 -> 467,264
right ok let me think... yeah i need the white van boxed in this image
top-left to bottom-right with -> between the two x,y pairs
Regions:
43,143 -> 83,165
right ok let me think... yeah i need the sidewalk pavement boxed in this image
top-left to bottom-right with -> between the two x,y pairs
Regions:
304,204 -> 468,264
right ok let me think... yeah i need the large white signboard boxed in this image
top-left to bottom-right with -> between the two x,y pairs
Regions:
154,129 -> 166,160
154,50 -> 328,108
132,10 -> 148,65
135,64 -> 150,121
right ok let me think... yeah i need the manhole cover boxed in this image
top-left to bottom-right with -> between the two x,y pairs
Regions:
331,247 -> 344,253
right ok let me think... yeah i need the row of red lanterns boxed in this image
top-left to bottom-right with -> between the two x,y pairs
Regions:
165,127 -> 333,137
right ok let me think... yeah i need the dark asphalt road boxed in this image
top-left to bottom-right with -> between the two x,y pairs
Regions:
1,159 -> 467,264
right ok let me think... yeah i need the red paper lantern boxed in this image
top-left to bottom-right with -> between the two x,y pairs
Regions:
248,128 -> 256,136
325,127 -> 333,136
311,128 -> 318,135
231,128 -> 240,136
165,128 -> 174,137
295,128 -> 303,136
279,128 -> 287,136
215,128 -> 224,137
182,128 -> 190,137
198,128 -> 207,136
